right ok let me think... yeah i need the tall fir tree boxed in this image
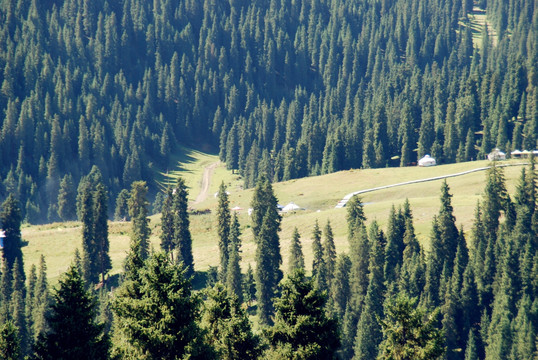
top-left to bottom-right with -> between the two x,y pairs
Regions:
112,252 -> 213,359
80,181 -> 97,285
0,321 -> 20,360
202,284 -> 260,360
159,187 -> 174,255
93,183 -> 111,284
172,177 -> 194,277
264,270 -> 340,359
127,181 -> 151,261
216,182 -> 231,279
226,212 -> 243,302
33,266 -> 109,360
1,194 -> 25,281
251,176 -> 282,325
311,219 -> 326,289
323,220 -> 337,286
288,227 -> 305,273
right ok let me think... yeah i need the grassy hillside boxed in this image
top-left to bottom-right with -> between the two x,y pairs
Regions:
21,156 -> 527,284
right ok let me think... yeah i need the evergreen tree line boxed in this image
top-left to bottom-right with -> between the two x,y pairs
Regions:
1,0 -> 537,223
2,161 -> 538,359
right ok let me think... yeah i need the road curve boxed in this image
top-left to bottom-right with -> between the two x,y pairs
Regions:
335,162 -> 529,208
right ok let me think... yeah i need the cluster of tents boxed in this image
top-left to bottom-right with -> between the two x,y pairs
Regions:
231,202 -> 304,215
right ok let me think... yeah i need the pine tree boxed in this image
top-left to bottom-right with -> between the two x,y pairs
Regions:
311,220 -> 326,289
0,321 -> 20,360
1,194 -> 24,280
80,181 -> 97,285
226,213 -> 243,302
323,220 -> 337,286
353,219 -> 385,360
128,181 -> 151,260
216,182 -> 231,279
9,258 -> 27,356
57,174 -> 76,221
33,266 -> 109,360
329,254 -> 351,319
159,187 -> 174,255
94,183 -> 111,284
172,177 -> 194,276
264,270 -> 340,359
378,295 -> 445,360
288,227 -> 305,273
202,284 -> 260,360
251,177 -> 282,325
113,189 -> 130,221
243,264 -> 256,306
112,252 -> 213,359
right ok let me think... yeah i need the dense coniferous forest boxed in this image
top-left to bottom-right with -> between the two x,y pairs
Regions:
0,0 -> 536,223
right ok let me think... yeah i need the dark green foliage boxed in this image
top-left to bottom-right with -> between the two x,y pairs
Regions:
0,0 -> 534,224
323,220 -> 337,286
1,194 -> 24,280
251,177 -> 282,325
265,270 -> 340,359
172,178 -> 194,276
113,190 -> 130,222
94,183 -> 111,284
216,182 -> 231,278
202,284 -> 261,360
288,227 -> 305,273
127,181 -> 151,261
112,252 -> 213,359
226,213 -> 243,302
33,266 -> 109,360
159,187 -> 174,254
378,295 -> 445,360
57,175 -> 76,221
0,321 -> 20,360
243,264 -> 256,306
329,254 -> 352,319
311,220 -> 325,289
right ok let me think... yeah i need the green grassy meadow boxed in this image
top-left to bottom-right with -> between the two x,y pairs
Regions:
21,153 -> 527,284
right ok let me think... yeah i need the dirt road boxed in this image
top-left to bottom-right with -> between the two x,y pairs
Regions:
193,162 -> 219,205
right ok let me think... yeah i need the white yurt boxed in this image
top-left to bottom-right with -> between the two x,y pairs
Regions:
418,154 -> 436,167
282,202 -> 301,212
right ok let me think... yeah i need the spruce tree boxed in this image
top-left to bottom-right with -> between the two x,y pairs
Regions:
113,189 -> 130,221
243,264 -> 256,306
323,220 -> 337,286
1,194 -> 24,280
112,252 -> 213,359
159,187 -> 174,255
311,219 -> 326,289
216,182 -> 231,279
202,284 -> 260,360
251,177 -> 282,325
353,220 -> 385,360
9,259 -> 27,356
57,174 -> 76,221
0,321 -> 20,360
264,270 -> 340,359
329,254 -> 351,319
288,227 -> 305,273
33,266 -> 109,360
226,213 -> 243,302
172,177 -> 194,276
378,295 -> 445,360
80,182 -> 97,284
127,181 -> 151,260
94,183 -> 111,283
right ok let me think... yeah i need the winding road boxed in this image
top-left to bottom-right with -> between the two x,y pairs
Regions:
335,162 -> 529,208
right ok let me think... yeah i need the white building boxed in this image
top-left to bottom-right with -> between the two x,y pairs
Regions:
418,155 -> 436,167
487,148 -> 506,161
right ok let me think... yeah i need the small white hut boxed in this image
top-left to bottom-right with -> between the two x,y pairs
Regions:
487,148 -> 506,161
282,202 -> 301,212
418,155 -> 436,167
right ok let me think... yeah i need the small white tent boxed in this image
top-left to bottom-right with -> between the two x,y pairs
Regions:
418,155 -> 436,167
282,202 -> 301,212
487,148 -> 506,161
